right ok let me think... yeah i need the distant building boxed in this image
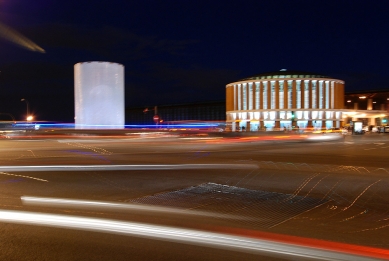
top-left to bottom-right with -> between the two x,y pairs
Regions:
344,89 -> 389,126
125,101 -> 225,125
226,70 -> 346,131
126,70 -> 389,130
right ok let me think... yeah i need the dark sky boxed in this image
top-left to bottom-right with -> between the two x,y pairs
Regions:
0,0 -> 388,121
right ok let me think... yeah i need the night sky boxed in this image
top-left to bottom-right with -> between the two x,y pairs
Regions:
0,0 -> 388,121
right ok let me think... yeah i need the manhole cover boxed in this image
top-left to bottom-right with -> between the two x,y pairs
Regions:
130,182 -> 325,228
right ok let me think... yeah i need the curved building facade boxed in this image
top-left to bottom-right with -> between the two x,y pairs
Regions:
226,70 -> 345,131
74,61 -> 125,129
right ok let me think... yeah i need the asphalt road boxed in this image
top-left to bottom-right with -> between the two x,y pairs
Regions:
1,131 -> 389,260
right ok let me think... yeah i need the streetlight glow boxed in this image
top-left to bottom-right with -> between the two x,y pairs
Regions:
21,98 -> 30,121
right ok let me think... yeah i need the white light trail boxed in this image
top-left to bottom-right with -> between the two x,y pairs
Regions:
0,210 -> 376,261
0,164 -> 258,172
21,196 -> 253,220
306,134 -> 343,141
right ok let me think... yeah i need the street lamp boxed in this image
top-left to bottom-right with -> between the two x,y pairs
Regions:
143,106 -> 160,125
21,98 -> 30,121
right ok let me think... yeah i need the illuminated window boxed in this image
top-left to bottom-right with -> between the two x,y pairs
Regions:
326,111 -> 333,119
312,111 -> 318,119
280,111 -> 285,119
312,80 -> 317,109
319,81 -> 323,109
318,111 -> 323,119
263,111 -> 268,119
248,83 -> 253,110
325,81 -> 329,109
336,111 -> 340,119
304,80 -> 309,109
269,111 -> 276,120
242,83 -> 247,110
270,81 -> 275,109
237,84 -> 241,110
254,112 -> 260,119
279,81 -> 284,109
304,111 -> 309,119
255,82 -> 260,109
296,111 -> 302,119
286,111 -> 292,119
296,80 -> 301,109
331,82 -> 335,109
288,80 -> 293,109
263,82 -> 268,109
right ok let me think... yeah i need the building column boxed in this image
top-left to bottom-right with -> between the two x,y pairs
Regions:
301,81 -> 305,109
234,121 -> 239,132
367,99 -> 373,110
307,111 -> 313,128
275,120 -> 280,130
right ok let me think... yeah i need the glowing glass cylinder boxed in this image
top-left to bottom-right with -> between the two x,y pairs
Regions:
74,62 -> 125,129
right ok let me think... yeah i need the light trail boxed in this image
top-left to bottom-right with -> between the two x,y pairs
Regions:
0,209 -> 382,261
21,196 -> 253,220
0,164 -> 259,172
0,21 -> 45,53
0,172 -> 48,182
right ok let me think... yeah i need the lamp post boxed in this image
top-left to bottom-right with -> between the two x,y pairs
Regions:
20,98 -> 29,121
143,106 -> 160,126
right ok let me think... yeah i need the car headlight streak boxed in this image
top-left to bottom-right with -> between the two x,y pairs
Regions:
0,209 -> 378,261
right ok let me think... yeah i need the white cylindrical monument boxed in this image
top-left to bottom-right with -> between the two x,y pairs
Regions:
74,61 -> 125,129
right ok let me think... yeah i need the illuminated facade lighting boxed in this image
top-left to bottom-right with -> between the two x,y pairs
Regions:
74,62 -> 125,129
226,70 -> 345,131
